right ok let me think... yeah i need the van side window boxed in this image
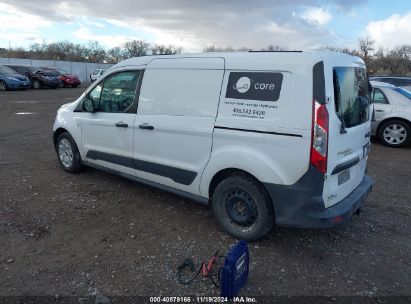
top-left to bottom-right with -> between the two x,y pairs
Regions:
89,70 -> 140,113
372,88 -> 389,104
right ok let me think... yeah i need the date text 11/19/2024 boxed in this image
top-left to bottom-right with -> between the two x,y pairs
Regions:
149,296 -> 257,303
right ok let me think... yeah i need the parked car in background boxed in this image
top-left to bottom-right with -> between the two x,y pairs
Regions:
42,67 -> 81,88
0,65 -> 31,91
5,65 -> 61,89
90,69 -> 105,82
370,76 -> 411,91
371,81 -> 411,147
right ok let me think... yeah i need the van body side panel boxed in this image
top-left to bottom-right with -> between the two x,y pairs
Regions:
209,56 -> 319,190
200,131 -> 310,197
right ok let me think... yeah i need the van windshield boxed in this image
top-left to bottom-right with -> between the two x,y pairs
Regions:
333,67 -> 370,128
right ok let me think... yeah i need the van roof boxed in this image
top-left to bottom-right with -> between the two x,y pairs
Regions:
111,51 -> 364,71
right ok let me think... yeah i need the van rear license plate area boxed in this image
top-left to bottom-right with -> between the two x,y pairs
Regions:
338,169 -> 350,186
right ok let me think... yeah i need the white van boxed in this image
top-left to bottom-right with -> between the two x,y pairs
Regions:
53,51 -> 374,240
90,69 -> 106,82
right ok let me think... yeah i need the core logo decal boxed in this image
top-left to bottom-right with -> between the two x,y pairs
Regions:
226,72 -> 283,102
233,77 -> 251,93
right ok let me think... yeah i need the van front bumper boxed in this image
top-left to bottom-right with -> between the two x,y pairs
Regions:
264,168 -> 374,229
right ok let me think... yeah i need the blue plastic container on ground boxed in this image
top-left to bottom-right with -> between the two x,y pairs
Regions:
220,240 -> 249,299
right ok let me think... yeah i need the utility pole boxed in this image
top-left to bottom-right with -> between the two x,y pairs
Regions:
9,41 -> 11,63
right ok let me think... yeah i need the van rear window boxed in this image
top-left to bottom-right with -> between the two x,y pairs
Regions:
333,67 -> 370,128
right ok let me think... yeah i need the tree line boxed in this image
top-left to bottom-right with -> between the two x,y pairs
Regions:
1,37 -> 410,75
325,37 -> 411,75
204,38 -> 411,76
0,40 -> 182,64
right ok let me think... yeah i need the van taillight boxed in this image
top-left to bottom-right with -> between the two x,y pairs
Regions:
310,99 -> 328,174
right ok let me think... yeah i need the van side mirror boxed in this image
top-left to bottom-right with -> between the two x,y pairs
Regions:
83,99 -> 96,113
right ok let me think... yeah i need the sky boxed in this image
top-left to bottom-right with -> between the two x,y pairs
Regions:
1,0 -> 411,52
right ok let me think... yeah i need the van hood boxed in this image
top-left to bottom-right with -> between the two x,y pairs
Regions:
58,100 -> 80,114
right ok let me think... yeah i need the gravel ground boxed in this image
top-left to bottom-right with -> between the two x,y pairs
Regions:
0,88 -> 410,301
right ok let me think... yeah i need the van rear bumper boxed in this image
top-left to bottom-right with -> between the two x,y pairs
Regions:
264,170 -> 374,229
301,175 -> 373,228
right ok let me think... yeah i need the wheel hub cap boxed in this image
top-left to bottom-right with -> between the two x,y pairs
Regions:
383,124 -> 406,144
58,138 -> 73,168
225,190 -> 257,226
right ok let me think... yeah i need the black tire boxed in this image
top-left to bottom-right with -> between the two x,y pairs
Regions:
0,80 -> 7,91
212,174 -> 274,241
56,132 -> 83,173
32,80 -> 41,89
378,119 -> 410,148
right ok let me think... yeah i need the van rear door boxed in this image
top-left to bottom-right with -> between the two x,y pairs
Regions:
323,64 -> 371,208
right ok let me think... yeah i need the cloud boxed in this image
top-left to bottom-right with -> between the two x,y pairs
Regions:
0,31 -> 43,44
0,3 -> 51,31
366,11 -> 411,48
301,7 -> 332,26
74,27 -> 143,48
0,0 -> 365,51
80,17 -> 106,29
0,3 -> 51,45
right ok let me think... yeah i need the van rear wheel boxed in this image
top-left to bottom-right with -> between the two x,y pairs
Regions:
212,174 -> 274,241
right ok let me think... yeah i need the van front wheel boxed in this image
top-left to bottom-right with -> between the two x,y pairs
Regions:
212,174 -> 274,241
56,132 -> 83,173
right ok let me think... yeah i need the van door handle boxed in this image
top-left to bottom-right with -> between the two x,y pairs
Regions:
365,131 -> 371,138
375,109 -> 384,112
139,123 -> 154,130
115,122 -> 128,128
